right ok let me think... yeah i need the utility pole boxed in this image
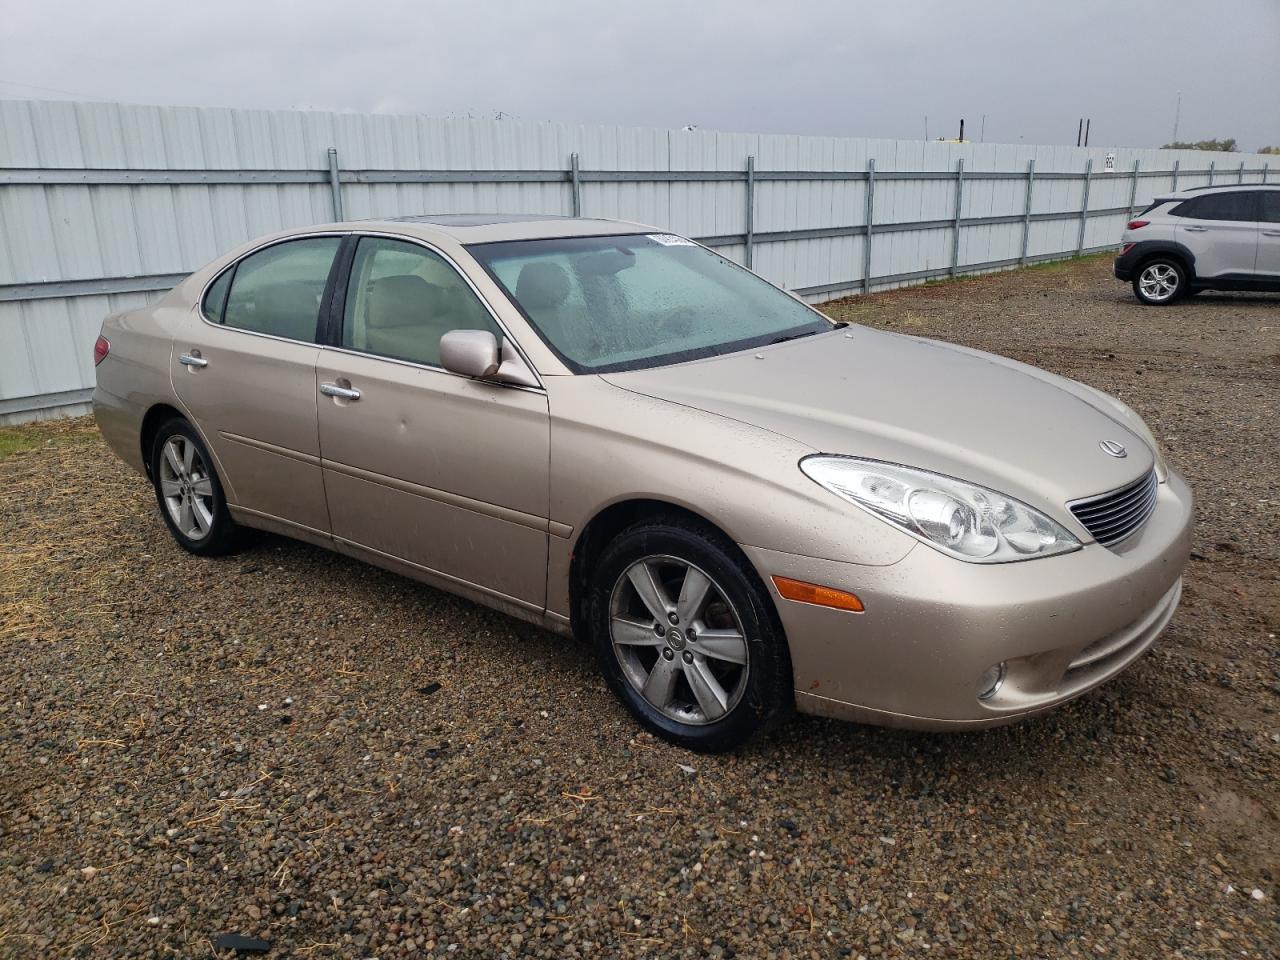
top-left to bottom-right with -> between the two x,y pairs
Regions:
1171,91 -> 1182,143
959,118 -> 965,142
1084,118 -> 1090,147
1077,118 -> 1083,147
980,114 -> 986,143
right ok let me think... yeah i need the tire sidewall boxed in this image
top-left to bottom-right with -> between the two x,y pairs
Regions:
588,522 -> 790,752
150,418 -> 236,556
1133,257 -> 1185,305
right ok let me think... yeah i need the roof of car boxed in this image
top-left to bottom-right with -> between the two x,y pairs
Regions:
345,214 -> 655,244
1157,183 -> 1279,201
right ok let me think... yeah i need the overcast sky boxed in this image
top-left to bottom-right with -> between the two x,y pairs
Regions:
2,0 -> 1277,150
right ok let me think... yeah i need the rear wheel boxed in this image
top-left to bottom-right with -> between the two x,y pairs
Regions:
149,418 -> 242,556
1132,258 -> 1186,305
589,519 -> 791,752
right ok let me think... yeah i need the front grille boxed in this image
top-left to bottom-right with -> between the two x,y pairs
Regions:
1069,469 -> 1159,547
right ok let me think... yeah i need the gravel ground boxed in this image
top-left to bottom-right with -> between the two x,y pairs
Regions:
2,255 -> 1277,958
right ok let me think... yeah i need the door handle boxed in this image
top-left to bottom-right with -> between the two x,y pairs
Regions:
320,382 -> 362,401
1183,225 -> 1208,232
1263,230 -> 1280,237
178,353 -> 208,368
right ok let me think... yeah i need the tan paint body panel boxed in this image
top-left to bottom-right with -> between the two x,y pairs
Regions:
316,350 -> 550,608
92,216 -> 1194,733
170,309 -> 330,533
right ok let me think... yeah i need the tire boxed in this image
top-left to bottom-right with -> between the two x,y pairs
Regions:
588,518 -> 792,752
149,417 -> 243,556
1132,257 -> 1187,305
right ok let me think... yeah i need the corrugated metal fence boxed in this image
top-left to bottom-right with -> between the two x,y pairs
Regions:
1,99 -> 1275,423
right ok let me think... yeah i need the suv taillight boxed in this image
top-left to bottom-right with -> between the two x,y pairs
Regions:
93,335 -> 110,366
1126,219 -> 1149,230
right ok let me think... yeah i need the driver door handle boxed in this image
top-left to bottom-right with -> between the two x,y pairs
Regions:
320,382 -> 361,401
178,353 -> 208,368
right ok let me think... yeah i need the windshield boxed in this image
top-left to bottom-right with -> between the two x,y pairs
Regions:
468,233 -> 832,373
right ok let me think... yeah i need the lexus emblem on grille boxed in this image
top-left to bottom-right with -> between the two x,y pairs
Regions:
1099,440 -> 1127,458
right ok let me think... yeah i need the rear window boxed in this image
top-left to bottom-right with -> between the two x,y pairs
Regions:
201,268 -> 233,323
1259,191 -> 1280,224
1171,192 -> 1257,222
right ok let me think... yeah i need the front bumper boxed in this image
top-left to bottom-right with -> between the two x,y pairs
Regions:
744,467 -> 1193,730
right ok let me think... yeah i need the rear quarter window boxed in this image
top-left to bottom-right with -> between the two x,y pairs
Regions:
201,268 -> 233,323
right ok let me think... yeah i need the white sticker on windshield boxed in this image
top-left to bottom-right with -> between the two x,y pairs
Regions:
647,233 -> 695,246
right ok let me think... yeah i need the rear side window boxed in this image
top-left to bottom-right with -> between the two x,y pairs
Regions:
341,237 -> 500,367
1172,192 -> 1257,222
202,268 -> 233,323
220,237 -> 341,342
1259,191 -> 1280,224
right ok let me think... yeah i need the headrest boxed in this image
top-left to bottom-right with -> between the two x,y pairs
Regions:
367,275 -> 432,329
515,261 -> 570,311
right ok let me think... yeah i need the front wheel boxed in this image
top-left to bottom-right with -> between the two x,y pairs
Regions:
1132,258 -> 1186,305
149,418 -> 243,556
588,519 -> 792,752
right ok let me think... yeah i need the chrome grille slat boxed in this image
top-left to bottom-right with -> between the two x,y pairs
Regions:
1069,469 -> 1159,548
1072,477 -> 1156,520
1085,484 -> 1159,536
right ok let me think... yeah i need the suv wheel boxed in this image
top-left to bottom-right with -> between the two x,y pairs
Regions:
150,418 -> 243,556
588,518 -> 792,752
1133,258 -> 1186,305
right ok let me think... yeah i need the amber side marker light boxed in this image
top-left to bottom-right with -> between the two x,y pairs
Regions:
771,576 -> 865,613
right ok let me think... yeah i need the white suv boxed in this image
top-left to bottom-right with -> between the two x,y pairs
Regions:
1114,184 -> 1280,304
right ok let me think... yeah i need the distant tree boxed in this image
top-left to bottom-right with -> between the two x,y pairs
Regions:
1260,146 -> 1280,155
1161,138 -> 1238,152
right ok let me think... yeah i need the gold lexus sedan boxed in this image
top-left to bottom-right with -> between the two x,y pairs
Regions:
93,215 -> 1192,751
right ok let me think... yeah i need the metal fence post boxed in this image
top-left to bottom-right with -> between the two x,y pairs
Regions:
744,155 -> 755,269
327,147 -> 344,221
1076,159 -> 1093,255
1019,159 -> 1035,265
1127,159 -> 1141,220
570,152 -> 582,217
1238,161 -> 1245,184
1208,160 -> 1215,185
862,158 -> 875,292
949,158 -> 964,275
1171,159 -> 1179,191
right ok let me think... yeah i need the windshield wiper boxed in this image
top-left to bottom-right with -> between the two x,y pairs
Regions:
768,330 -> 820,345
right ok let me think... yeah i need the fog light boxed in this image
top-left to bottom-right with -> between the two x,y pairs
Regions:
977,662 -> 1007,701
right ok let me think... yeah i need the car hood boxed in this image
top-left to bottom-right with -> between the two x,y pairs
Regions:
600,326 -> 1155,519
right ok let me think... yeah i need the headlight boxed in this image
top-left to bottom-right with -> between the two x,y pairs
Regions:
800,457 -> 1082,563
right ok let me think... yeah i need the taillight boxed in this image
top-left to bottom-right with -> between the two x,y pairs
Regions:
93,335 -> 110,366
1126,219 -> 1149,230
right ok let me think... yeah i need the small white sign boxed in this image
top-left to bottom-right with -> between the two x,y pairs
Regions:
647,233 -> 695,246
1104,152 -> 1116,173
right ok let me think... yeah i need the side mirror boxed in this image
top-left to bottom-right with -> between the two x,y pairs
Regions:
440,330 -> 500,378
440,329 -> 540,388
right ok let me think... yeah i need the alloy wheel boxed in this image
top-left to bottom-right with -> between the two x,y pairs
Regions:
1138,263 -> 1179,302
608,555 -> 750,725
158,435 -> 214,540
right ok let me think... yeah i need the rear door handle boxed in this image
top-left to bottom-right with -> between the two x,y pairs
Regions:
178,353 -> 208,368
1263,230 -> 1280,237
320,382 -> 361,401
1183,226 -> 1208,232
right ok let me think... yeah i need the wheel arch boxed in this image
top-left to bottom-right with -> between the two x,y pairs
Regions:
567,497 -> 787,655
1131,241 -> 1197,281
139,403 -> 187,477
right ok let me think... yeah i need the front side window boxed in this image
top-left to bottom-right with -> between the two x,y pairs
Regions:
469,234 -> 830,373
342,237 -> 501,367
1172,192 -> 1257,222
221,237 -> 341,341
